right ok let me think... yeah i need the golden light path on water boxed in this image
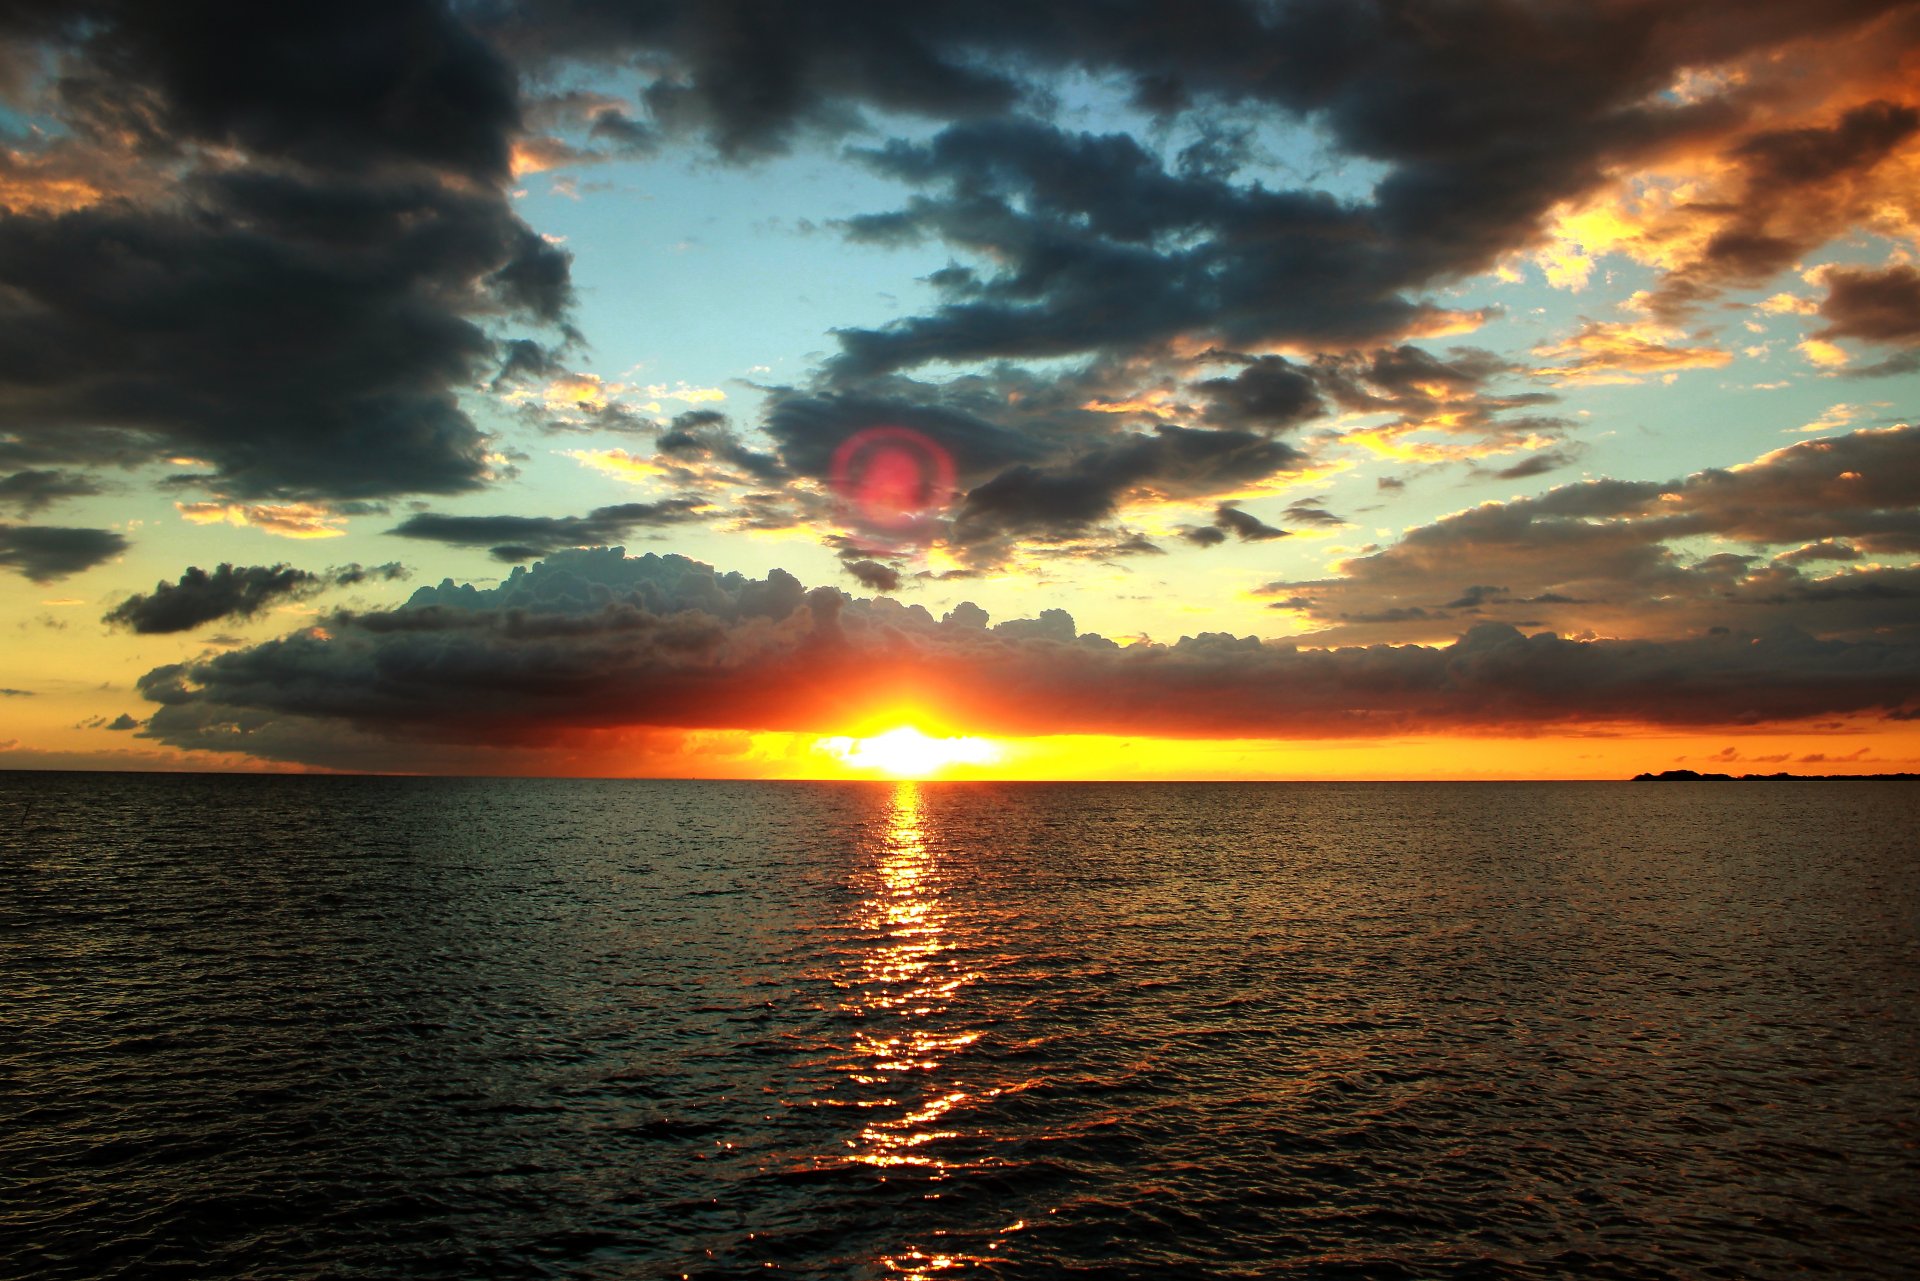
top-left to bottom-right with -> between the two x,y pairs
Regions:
846,782 -> 1025,1276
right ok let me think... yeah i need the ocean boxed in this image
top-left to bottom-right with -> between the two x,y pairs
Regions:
3,773 -> 1916,1279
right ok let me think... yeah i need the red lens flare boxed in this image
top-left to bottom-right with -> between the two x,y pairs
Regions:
829,426 -> 956,534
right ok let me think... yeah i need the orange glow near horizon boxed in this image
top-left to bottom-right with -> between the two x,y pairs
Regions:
814,726 -> 1003,778
701,718 -> 1919,783
12,715 -> 1915,782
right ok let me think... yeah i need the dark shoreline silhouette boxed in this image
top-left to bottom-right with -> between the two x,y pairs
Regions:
1632,768 -> 1919,781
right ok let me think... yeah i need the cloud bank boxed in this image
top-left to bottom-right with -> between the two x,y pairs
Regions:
137,544 -> 1920,771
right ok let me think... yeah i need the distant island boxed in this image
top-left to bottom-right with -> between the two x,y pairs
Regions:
1632,769 -> 1919,781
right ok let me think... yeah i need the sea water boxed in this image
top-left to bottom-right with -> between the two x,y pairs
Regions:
3,774 -> 1916,1278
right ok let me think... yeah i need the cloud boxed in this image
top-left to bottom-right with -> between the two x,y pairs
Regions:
1817,263 -> 1920,345
0,0 -> 571,501
1196,357 -> 1326,432
104,563 -> 313,634
489,3 -> 1032,160
1265,423 -> 1920,645
830,118 -> 1455,380
1647,98 -> 1920,318
1486,448 -> 1581,481
388,500 -> 714,561
1311,345 -> 1568,465
1282,497 -> 1347,528
0,523 -> 127,582
331,562 -> 410,588
5,0 -> 1915,594
501,1 -> 1910,373
1777,540 -> 1863,566
1214,503 -> 1288,542
841,559 -> 902,593
950,424 -> 1305,551
175,501 -> 349,540
0,469 -> 103,514
1531,321 -> 1733,384
654,410 -> 789,484
133,547 -> 1920,771
1181,500 -> 1290,547
758,368 -> 1315,564
103,561 -> 410,634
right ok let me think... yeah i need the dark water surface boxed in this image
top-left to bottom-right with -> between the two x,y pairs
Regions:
3,774 -> 1916,1279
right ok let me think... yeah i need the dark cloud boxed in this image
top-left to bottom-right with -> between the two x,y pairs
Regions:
105,563 -> 319,634
1266,424 -> 1920,644
830,118 -> 1438,380
491,337 -> 572,390
134,549 -> 1920,771
0,523 -> 126,582
331,562 -> 411,588
486,1 -> 1032,160
1282,498 -> 1346,528
1178,501 -> 1286,547
5,0 -> 1913,584
105,713 -> 139,731
45,0 -> 521,178
1487,449 -> 1580,481
1848,350 -> 1920,379
489,0 -> 1907,376
0,0 -> 570,500
762,384 -> 1049,486
0,469 -> 103,514
1196,356 -> 1325,432
388,500 -> 712,561
1,688 -> 33,696
655,410 -> 788,484
1213,504 -> 1288,542
1734,101 -> 1918,205
841,559 -> 902,593
953,425 -> 1305,549
760,368 -> 1313,563
1817,263 -> 1920,345
103,561 -> 410,634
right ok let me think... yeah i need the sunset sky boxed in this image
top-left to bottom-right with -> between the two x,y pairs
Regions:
2,0 -> 1918,778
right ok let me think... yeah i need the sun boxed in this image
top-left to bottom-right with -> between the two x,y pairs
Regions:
816,726 -> 1001,778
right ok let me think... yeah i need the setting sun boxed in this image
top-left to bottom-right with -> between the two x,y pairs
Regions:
815,727 -> 1002,778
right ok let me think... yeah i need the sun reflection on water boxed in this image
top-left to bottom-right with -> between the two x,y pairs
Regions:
840,781 -> 1017,1277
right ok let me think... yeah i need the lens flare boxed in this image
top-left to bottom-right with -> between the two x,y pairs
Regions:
830,426 -> 956,534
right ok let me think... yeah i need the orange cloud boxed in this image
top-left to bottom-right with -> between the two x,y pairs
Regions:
1532,321 -> 1733,383
1525,13 -> 1920,321
175,501 -> 348,539
563,448 -> 671,483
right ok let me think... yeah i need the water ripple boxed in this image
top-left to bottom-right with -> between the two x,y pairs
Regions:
2,774 -> 1916,1279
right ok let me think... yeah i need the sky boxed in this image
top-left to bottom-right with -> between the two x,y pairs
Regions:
1,0 -> 1918,779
